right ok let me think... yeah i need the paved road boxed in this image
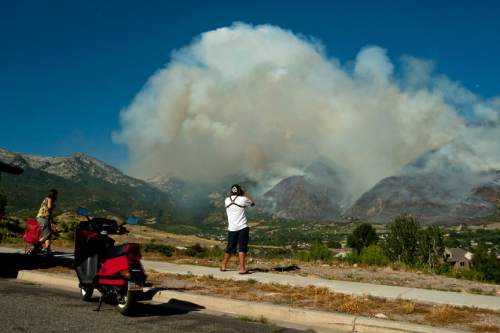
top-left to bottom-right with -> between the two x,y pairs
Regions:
0,279 -> 312,333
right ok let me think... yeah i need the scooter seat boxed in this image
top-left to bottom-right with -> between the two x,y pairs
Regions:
104,244 -> 127,259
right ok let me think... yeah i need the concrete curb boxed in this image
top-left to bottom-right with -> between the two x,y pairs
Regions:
17,270 -> 79,290
16,270 -> 469,333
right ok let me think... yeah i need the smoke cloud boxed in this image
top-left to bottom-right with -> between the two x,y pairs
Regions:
114,23 -> 500,200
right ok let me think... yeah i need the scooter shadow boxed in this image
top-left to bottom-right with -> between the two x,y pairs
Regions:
132,287 -> 205,317
85,288 -> 205,317
131,298 -> 205,317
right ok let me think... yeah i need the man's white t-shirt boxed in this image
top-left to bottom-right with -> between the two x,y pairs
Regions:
225,195 -> 253,232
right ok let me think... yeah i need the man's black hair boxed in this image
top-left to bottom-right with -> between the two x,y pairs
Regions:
230,184 -> 244,196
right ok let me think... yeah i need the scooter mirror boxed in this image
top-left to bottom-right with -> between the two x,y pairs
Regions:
76,207 -> 89,216
126,216 -> 139,225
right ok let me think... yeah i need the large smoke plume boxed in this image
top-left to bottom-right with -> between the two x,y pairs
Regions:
114,23 -> 500,200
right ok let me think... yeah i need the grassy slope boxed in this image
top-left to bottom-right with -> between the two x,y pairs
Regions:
0,166 -> 173,220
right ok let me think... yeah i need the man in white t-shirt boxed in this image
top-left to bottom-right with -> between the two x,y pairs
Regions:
220,184 -> 255,274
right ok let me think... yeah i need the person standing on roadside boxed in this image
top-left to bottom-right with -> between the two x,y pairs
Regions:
220,184 -> 255,274
36,189 -> 58,255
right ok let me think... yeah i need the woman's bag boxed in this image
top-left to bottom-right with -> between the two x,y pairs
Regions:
23,218 -> 41,245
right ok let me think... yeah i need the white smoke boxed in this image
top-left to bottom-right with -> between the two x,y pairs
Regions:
114,23 -> 500,200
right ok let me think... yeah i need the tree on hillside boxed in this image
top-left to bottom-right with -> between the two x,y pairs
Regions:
0,193 -> 7,221
417,225 -> 444,269
383,215 -> 419,265
347,223 -> 378,253
327,239 -> 342,249
472,244 -> 500,283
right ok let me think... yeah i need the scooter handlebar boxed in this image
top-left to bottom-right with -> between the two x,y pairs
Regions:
118,225 -> 128,235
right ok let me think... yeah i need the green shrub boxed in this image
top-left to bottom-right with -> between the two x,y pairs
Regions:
0,219 -> 24,244
345,251 -> 359,264
57,220 -> 79,240
142,243 -> 175,257
293,250 -> 312,262
175,243 -> 225,259
347,223 -> 378,253
249,246 -> 293,259
471,245 -> 500,283
327,240 -> 342,249
0,193 -> 7,220
358,245 -> 389,266
309,240 -> 333,261
204,245 -> 225,258
345,245 -> 389,266
293,240 -> 332,262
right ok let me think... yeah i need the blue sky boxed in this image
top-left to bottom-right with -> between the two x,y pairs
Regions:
1,0 -> 499,169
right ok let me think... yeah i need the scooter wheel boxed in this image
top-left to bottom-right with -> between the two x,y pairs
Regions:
117,290 -> 136,315
80,285 -> 94,301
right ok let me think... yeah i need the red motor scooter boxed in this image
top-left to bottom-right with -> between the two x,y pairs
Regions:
74,208 -> 146,315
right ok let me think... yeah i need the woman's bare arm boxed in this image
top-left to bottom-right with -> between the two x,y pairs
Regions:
246,195 -> 256,207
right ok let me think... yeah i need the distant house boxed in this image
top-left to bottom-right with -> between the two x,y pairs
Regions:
444,247 -> 473,269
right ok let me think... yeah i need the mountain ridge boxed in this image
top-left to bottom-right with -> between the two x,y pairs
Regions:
1,147 -> 499,225
0,148 -> 173,221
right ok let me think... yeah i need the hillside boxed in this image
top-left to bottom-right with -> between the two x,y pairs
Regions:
0,148 -> 173,220
263,161 -> 350,221
347,169 -> 500,224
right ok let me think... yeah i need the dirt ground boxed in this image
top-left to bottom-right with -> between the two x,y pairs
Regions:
112,225 -> 223,248
147,271 -> 500,333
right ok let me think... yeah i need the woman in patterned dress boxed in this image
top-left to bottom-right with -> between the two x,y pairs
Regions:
36,189 -> 58,255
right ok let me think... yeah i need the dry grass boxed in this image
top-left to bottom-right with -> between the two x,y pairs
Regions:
148,271 -> 498,328
401,301 -> 416,314
424,305 -> 479,325
37,266 -> 74,274
469,324 -> 500,333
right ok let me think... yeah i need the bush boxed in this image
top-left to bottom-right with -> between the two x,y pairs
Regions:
347,223 -> 378,253
471,245 -> 500,283
346,245 -> 389,266
142,243 -> 175,257
202,245 -> 225,258
293,240 -> 332,262
327,240 -> 342,249
0,193 -> 7,220
183,243 -> 204,257
250,246 -> 293,259
359,245 -> 389,266
57,220 -> 79,240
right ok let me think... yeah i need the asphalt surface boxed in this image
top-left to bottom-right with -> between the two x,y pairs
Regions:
0,279 -> 313,333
